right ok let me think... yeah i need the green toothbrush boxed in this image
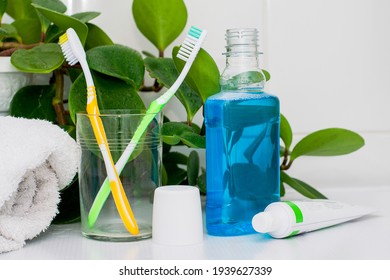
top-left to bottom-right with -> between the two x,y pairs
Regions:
88,26 -> 208,227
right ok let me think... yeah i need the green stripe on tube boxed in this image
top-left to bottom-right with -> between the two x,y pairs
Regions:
288,230 -> 300,237
285,201 -> 304,223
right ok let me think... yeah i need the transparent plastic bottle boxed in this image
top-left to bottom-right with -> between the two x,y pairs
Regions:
205,28 -> 280,236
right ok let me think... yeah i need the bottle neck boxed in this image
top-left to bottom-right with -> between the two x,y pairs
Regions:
220,28 -> 265,91
225,54 -> 261,69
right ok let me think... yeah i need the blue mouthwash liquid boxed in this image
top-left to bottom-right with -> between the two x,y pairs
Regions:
205,90 -> 280,236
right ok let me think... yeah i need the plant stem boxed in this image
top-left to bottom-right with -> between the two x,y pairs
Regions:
140,49 -> 164,92
139,80 -> 163,92
52,69 -> 67,125
0,42 -> 43,56
280,149 -> 293,171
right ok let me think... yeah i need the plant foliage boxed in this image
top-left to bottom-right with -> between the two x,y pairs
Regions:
0,0 -> 365,223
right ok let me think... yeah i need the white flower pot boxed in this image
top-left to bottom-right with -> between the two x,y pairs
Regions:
0,57 -> 32,116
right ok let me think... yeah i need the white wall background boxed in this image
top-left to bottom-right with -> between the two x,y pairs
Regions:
264,0 -> 390,190
61,0 -> 390,190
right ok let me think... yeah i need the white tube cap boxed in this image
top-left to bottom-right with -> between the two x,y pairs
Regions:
152,185 -> 203,246
252,212 -> 278,233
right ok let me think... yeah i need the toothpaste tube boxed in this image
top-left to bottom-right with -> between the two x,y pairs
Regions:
252,200 -> 376,238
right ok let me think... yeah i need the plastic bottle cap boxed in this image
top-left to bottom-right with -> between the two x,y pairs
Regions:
152,185 -> 203,246
252,212 -> 275,233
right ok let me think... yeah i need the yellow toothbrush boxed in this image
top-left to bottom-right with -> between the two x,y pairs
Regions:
87,26 -> 208,227
59,28 -> 139,235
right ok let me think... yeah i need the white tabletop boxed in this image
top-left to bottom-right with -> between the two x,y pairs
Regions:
1,185 -> 389,260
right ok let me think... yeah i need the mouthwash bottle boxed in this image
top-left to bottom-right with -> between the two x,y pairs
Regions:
205,28 -> 280,236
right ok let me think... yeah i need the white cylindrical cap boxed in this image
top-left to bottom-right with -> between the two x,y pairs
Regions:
252,212 -> 278,233
152,185 -> 203,246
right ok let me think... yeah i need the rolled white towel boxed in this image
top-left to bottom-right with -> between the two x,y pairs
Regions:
0,116 -> 80,253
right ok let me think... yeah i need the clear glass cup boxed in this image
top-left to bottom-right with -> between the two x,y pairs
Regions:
76,109 -> 162,241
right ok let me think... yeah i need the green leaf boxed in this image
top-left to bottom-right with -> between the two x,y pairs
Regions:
0,28 -> 6,37
32,3 -> 88,44
144,57 -> 202,122
161,121 -> 194,145
290,128 -> 365,161
189,122 -> 201,134
68,72 -> 145,123
9,85 -> 57,122
6,0 -> 37,20
87,45 -> 144,89
11,43 -> 64,73
280,171 -> 327,199
12,18 -> 41,43
44,24 -> 61,43
262,69 -> 271,81
161,164 -> 168,186
84,23 -> 113,50
144,57 -> 171,86
0,0 -> 7,20
197,172 -> 206,194
187,150 -> 199,186
132,0 -> 187,52
280,114 -> 293,150
173,46 -> 220,102
142,50 -> 157,58
164,163 -> 187,185
280,181 -> 286,197
162,142 -> 172,155
33,0 -> 66,13
67,67 -> 82,83
0,24 -> 20,41
230,71 -> 265,85
162,136 -> 180,146
161,122 -> 205,148
163,151 -> 188,165
71,11 -> 100,23
32,0 -> 67,33
179,132 -> 205,149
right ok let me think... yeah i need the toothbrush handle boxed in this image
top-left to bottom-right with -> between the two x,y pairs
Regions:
86,26 -> 205,227
86,87 -> 139,235
87,103 -> 160,227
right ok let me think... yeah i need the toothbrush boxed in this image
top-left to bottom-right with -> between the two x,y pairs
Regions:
59,28 -> 139,235
87,26 -> 208,227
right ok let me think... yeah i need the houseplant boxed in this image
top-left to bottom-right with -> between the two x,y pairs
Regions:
0,0 -> 364,223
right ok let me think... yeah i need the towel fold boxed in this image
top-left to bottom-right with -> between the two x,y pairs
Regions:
0,116 -> 80,253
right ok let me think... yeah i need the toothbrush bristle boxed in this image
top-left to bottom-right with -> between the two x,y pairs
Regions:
188,26 -> 202,39
59,32 -> 79,66
177,26 -> 207,62
59,33 -> 68,45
